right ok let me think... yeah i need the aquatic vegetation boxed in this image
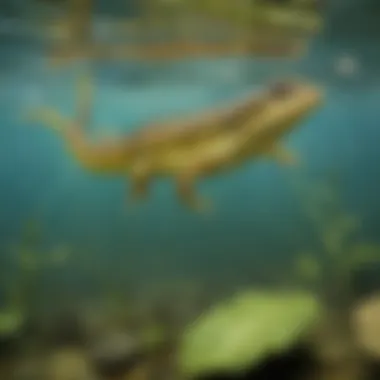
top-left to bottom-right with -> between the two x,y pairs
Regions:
153,0 -> 322,33
137,0 -> 322,49
5,220 -> 48,312
0,308 -> 25,357
4,220 -> 72,315
293,178 -> 380,307
178,289 -> 321,378
29,73 -> 322,212
128,0 -> 323,61
43,0 -> 323,64
0,309 -> 24,338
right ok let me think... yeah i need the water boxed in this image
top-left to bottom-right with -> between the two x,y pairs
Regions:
0,1 -> 380,379
0,51 -> 374,287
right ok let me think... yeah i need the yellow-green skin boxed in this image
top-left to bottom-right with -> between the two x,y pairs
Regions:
29,78 -> 322,211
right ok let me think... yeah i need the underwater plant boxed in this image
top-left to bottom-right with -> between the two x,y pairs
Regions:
0,308 -> 26,361
44,0 -> 323,64
133,0 -> 323,59
3,219 -> 73,319
178,289 -> 321,379
138,0 -> 321,34
293,177 -> 380,310
4,219 -> 45,315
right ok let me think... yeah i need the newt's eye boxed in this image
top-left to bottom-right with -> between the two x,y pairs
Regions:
269,82 -> 295,98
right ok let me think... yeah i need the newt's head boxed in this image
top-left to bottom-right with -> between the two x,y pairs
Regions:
257,80 -> 323,138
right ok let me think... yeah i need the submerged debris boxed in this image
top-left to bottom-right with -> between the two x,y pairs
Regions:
349,295 -> 380,379
351,294 -> 380,359
88,331 -> 147,379
40,309 -> 89,348
46,348 -> 95,380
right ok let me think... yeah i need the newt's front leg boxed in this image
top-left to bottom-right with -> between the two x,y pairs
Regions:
130,172 -> 151,200
175,140 -> 239,213
176,171 -> 212,214
129,161 -> 151,202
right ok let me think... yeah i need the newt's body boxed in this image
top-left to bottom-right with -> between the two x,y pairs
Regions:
29,75 -> 322,211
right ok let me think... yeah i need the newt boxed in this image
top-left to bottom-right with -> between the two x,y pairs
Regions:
28,74 -> 323,212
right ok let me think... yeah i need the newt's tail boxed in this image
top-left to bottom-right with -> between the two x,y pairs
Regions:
27,107 -> 73,133
26,68 -> 94,133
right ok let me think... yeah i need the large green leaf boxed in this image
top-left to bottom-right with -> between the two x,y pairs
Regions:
179,289 -> 321,377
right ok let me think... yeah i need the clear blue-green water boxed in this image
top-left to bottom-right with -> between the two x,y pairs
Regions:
0,0 -> 380,302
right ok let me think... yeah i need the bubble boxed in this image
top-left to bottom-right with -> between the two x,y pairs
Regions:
334,54 -> 359,77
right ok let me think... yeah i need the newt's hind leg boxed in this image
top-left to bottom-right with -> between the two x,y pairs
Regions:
176,171 -> 213,214
130,172 -> 151,201
128,161 -> 152,204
